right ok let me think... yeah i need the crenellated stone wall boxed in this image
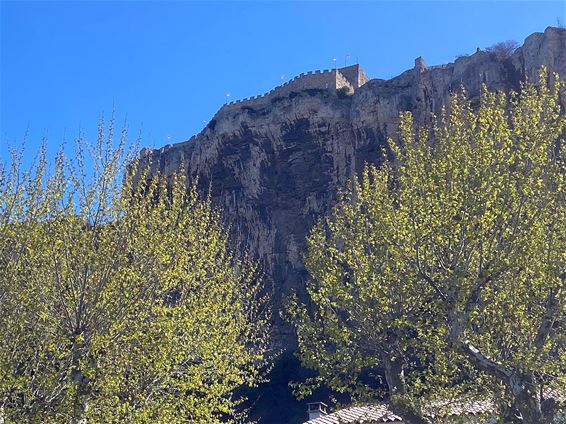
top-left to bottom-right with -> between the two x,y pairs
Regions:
220,65 -> 366,114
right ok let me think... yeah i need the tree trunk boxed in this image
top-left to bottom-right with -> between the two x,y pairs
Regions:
510,373 -> 547,424
70,339 -> 90,424
71,366 -> 89,424
383,354 -> 431,424
458,341 -> 551,423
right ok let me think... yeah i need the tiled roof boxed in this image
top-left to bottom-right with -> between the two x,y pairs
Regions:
306,403 -> 403,424
427,398 -> 494,418
305,400 -> 492,424
305,389 -> 565,424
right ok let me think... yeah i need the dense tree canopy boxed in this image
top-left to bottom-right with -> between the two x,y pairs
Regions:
288,69 -> 565,423
0,122 -> 269,423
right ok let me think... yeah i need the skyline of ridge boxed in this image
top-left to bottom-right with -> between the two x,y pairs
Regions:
1,1 -> 564,161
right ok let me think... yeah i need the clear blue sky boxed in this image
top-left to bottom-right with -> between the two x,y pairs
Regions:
2,1 -> 565,160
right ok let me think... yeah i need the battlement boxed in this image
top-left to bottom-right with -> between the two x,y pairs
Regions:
220,64 -> 369,114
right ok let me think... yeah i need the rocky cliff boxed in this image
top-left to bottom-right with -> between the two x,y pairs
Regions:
139,27 -> 566,346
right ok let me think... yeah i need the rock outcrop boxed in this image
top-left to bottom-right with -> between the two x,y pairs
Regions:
139,27 -> 566,346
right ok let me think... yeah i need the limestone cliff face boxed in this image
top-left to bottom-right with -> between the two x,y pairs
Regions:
140,27 -> 566,345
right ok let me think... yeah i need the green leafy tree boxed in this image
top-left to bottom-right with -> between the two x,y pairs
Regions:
0,120 -> 269,423
288,69 -> 565,423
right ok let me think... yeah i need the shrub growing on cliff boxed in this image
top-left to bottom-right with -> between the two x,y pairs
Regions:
0,121 -> 269,423
486,40 -> 519,59
287,69 -> 565,423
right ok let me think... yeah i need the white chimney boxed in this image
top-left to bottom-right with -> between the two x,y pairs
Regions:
307,402 -> 328,420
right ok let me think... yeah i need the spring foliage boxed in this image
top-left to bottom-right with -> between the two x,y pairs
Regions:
0,121 -> 269,423
288,69 -> 565,422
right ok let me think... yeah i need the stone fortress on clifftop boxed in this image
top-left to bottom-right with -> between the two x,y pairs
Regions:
220,64 -> 370,113
138,64 -> 371,156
